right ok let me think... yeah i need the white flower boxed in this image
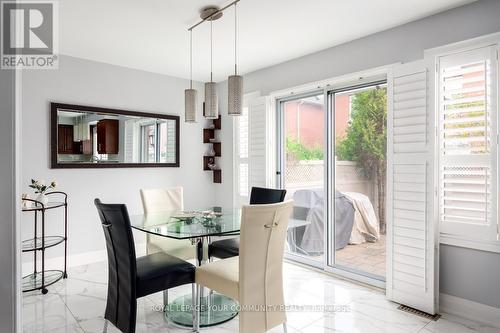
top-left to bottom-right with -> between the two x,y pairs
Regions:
38,179 -> 46,186
51,181 -> 57,188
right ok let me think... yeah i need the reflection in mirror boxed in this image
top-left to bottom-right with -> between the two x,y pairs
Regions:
52,103 -> 179,168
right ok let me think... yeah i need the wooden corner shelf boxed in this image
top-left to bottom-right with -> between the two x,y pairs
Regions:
213,170 -> 222,183
203,129 -> 215,143
203,115 -> 222,183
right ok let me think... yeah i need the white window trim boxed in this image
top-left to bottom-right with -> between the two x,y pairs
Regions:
425,32 -> 500,254
440,234 -> 500,253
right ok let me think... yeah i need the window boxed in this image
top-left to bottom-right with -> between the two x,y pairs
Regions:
140,121 -> 175,163
141,124 -> 157,163
438,46 -> 498,242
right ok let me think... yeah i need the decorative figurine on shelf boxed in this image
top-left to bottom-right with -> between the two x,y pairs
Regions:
22,193 -> 31,208
29,179 -> 57,205
208,146 -> 216,156
208,163 -> 219,171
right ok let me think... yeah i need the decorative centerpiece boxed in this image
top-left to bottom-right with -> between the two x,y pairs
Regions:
29,179 -> 57,205
199,210 -> 223,229
171,212 -> 196,224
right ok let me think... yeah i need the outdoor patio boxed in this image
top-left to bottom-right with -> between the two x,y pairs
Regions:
336,235 -> 386,278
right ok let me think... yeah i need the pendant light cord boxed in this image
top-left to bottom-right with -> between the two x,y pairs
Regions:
210,18 -> 213,82
189,30 -> 193,89
234,2 -> 237,75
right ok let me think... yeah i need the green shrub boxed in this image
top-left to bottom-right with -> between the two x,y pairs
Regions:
336,87 -> 387,232
286,137 -> 323,161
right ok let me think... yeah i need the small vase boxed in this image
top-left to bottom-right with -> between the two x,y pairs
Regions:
36,193 -> 48,206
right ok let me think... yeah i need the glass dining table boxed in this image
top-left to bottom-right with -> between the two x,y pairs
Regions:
129,208 -> 241,328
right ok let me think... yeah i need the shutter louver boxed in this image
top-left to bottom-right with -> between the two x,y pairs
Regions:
442,60 -> 490,155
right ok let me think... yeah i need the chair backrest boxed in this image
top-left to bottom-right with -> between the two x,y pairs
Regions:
238,200 -> 294,333
94,199 -> 137,333
249,187 -> 286,205
140,187 -> 184,214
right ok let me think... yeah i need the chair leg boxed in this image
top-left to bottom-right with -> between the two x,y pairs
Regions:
194,284 -> 201,332
208,257 -> 215,298
102,319 -> 108,333
283,322 -> 288,333
163,289 -> 169,311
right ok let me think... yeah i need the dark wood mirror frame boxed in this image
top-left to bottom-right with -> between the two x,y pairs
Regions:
51,102 -> 180,169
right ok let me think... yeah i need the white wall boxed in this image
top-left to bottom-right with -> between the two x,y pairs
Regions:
21,55 -> 214,267
215,0 -> 500,308
0,69 -> 21,332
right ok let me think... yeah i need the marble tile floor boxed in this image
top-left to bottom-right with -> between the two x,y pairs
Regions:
23,260 -> 498,333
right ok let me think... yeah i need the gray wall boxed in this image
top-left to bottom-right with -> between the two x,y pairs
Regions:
0,69 -> 21,331
215,0 -> 500,308
440,246 -> 500,308
244,0 -> 500,96
21,56 -> 214,266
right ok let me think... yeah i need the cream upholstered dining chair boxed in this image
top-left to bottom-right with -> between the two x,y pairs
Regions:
195,200 -> 294,333
140,187 -> 195,260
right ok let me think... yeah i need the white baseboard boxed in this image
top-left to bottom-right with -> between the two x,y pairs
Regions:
22,243 -> 146,275
440,293 -> 500,328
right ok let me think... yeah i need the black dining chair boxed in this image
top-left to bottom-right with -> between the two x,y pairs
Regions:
208,187 -> 287,259
94,199 -> 197,333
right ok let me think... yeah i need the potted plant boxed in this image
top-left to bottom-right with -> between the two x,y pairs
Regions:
29,179 -> 57,205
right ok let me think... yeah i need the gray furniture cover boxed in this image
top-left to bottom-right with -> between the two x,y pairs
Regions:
292,190 -> 354,255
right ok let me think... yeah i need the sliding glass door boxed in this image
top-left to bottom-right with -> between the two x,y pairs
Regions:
278,92 -> 326,267
277,81 -> 387,285
330,82 -> 387,282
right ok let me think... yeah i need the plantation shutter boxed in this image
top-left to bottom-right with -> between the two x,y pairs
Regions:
387,60 -> 438,315
235,103 -> 250,205
438,46 -> 498,241
249,96 -> 269,189
234,95 -> 269,205
124,120 -> 134,163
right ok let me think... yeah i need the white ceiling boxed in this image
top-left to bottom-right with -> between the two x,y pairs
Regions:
60,0 -> 476,82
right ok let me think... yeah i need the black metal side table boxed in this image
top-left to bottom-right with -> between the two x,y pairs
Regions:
22,191 -> 68,294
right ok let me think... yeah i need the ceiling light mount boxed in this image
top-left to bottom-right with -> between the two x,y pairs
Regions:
200,6 -> 223,21
188,0 -> 240,31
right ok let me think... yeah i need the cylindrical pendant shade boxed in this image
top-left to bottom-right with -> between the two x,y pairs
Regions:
228,74 -> 243,116
184,88 -> 198,122
204,81 -> 218,119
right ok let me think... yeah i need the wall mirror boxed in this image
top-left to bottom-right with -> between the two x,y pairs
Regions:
51,103 -> 180,168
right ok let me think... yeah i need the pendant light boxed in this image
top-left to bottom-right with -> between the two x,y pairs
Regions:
228,2 -> 242,116
185,30 -> 197,122
204,18 -> 218,119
